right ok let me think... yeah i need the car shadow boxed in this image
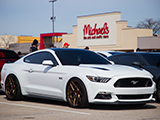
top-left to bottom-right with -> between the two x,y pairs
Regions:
22,96 -> 69,107
22,97 -> 157,110
24,97 -> 157,110
3,95 -> 157,110
88,102 -> 157,110
0,91 -> 5,95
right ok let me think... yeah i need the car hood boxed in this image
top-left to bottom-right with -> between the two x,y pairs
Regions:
79,64 -> 152,77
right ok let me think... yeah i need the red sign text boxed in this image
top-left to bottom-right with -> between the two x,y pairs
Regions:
83,22 -> 109,39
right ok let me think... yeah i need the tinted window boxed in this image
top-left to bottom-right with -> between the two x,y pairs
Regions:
140,53 -> 160,66
55,49 -> 111,65
108,56 -> 119,63
24,52 -> 58,65
118,55 -> 144,65
0,50 -> 19,59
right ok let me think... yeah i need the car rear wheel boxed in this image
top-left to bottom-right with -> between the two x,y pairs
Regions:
66,78 -> 88,108
156,80 -> 160,103
5,75 -> 22,100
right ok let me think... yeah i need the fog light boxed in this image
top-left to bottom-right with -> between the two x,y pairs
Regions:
95,92 -> 112,99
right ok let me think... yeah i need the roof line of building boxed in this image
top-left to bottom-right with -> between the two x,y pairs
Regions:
77,11 -> 121,18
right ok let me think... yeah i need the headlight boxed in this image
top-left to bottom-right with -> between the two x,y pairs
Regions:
86,75 -> 111,83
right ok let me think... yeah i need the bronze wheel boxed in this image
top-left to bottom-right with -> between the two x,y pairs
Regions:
5,75 -> 22,100
66,78 -> 88,108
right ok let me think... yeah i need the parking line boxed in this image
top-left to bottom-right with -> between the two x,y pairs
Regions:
0,102 -> 91,115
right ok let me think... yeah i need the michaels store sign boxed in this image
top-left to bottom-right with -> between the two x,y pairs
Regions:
83,22 -> 110,39
77,12 -> 121,46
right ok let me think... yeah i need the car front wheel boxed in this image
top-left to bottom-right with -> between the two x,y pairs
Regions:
66,78 -> 88,108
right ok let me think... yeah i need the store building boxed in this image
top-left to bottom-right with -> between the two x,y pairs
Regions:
62,12 -> 160,52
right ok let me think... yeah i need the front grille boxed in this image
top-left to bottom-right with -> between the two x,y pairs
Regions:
117,94 -> 151,100
114,78 -> 152,87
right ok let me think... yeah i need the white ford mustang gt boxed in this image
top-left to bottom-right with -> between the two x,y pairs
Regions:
1,48 -> 155,108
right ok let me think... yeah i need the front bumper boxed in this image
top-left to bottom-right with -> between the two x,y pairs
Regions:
86,76 -> 156,104
91,92 -> 154,104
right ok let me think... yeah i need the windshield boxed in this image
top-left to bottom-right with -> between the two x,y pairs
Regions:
55,49 -> 111,65
141,53 -> 160,66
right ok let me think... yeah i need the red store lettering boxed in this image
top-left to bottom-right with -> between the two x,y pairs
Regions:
83,22 -> 109,37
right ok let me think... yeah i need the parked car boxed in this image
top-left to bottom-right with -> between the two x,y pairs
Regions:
0,49 -> 20,89
108,52 -> 160,102
1,48 -> 155,108
95,51 -> 125,58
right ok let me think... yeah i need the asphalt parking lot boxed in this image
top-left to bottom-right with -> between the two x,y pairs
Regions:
0,91 -> 160,120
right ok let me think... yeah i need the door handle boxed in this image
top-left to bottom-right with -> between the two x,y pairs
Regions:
28,69 -> 33,73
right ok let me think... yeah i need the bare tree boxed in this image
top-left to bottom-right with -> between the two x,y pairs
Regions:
136,18 -> 160,35
0,35 -> 16,49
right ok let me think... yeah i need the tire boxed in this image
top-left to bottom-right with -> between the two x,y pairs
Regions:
66,78 -> 88,108
156,80 -> 160,103
5,74 -> 22,100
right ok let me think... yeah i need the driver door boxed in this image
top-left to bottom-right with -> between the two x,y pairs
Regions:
23,51 -> 61,98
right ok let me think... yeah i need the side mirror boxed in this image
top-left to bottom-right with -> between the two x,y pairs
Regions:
132,62 -> 143,68
42,60 -> 55,66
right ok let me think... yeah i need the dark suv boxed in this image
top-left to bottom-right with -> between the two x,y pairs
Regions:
0,49 -> 20,88
108,52 -> 160,103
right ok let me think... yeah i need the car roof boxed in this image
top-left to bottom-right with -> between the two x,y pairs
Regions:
136,52 -> 160,55
0,49 -> 16,52
111,52 -> 160,55
50,48 -> 89,52
108,52 -> 160,60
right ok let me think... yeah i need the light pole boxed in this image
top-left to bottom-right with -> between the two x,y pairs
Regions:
50,0 -> 57,46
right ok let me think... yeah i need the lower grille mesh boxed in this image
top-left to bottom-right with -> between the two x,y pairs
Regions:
117,94 -> 151,100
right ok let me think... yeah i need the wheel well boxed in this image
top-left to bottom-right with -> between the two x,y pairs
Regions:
5,74 -> 22,92
65,77 -> 88,100
66,77 -> 87,89
67,77 -> 82,85
5,74 -> 17,84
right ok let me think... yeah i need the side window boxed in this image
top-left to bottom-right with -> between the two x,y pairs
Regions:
118,55 -> 143,65
24,52 -> 58,65
108,56 -> 119,63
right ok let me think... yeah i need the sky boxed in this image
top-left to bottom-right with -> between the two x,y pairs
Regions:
0,0 -> 160,37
